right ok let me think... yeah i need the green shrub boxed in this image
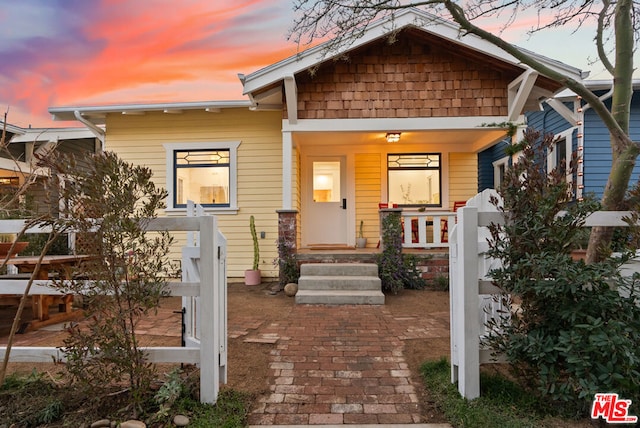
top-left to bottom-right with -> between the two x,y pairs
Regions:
377,212 -> 424,293
275,236 -> 299,287
484,128 -> 640,416
51,152 -> 174,414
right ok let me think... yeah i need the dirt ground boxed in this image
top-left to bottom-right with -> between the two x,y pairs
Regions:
0,283 -> 451,422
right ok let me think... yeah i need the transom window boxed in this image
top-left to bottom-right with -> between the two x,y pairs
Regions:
387,153 -> 441,207
164,141 -> 240,212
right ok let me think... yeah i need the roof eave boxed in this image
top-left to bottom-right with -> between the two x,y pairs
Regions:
10,127 -> 97,143
0,122 -> 27,136
49,99 -> 253,122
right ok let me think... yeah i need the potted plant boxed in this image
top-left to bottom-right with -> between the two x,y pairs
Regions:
244,215 -> 261,285
356,220 -> 367,248
0,233 -> 28,258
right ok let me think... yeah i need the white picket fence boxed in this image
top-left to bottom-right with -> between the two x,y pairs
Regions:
449,189 -> 638,400
0,214 -> 228,404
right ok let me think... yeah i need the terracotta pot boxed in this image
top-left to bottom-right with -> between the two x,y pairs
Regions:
244,269 -> 261,286
0,241 -> 28,258
571,249 -> 587,261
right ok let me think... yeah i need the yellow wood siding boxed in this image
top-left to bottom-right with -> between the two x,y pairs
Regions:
355,153 -> 381,247
448,152 -> 478,209
105,109 -> 282,279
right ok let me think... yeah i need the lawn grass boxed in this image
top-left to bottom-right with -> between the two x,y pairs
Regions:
0,371 -> 253,426
176,388 -> 252,427
420,358 -> 587,428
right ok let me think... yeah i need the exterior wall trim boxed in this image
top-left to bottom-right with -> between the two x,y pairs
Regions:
282,117 -> 511,133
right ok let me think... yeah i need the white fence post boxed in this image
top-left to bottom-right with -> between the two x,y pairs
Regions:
450,205 -> 480,399
198,215 -> 219,404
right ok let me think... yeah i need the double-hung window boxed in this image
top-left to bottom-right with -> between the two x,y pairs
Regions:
164,141 -> 240,212
547,130 -> 573,185
387,153 -> 441,207
493,156 -> 509,188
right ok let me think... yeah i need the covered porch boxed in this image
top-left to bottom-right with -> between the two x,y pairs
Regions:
284,124 -> 509,251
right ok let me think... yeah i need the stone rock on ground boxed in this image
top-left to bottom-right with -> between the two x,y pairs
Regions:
173,414 -> 190,426
284,282 -> 298,297
120,421 -> 146,428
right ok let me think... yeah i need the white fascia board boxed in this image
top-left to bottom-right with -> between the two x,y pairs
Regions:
282,116 -> 510,132
11,127 -> 96,143
0,157 -> 33,174
0,122 -> 26,135
49,100 -> 252,122
242,8 -> 583,94
555,79 -> 640,99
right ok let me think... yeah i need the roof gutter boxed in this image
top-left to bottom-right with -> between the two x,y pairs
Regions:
74,110 -> 105,148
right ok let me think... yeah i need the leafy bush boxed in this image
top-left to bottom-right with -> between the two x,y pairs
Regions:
484,128 -> 640,415
50,152 -> 174,414
275,236 -> 299,287
377,212 -> 424,293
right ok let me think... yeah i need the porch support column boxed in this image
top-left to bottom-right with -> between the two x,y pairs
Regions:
282,130 -> 293,210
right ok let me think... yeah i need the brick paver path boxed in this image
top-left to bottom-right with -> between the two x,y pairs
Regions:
246,305 -> 449,425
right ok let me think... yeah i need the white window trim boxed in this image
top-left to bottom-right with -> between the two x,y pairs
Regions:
546,128 -> 574,185
163,141 -> 241,215
492,156 -> 509,188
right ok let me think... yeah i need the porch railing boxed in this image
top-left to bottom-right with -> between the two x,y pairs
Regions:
400,211 -> 456,248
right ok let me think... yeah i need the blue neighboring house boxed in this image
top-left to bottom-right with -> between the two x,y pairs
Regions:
479,80 -> 640,201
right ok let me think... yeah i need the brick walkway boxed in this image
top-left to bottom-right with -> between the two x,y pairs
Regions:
1,296 -> 451,426
241,304 -> 449,426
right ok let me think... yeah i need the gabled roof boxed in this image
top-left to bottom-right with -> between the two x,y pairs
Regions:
241,7 -> 586,99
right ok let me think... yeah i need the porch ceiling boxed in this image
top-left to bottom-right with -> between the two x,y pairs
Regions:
293,128 -> 507,152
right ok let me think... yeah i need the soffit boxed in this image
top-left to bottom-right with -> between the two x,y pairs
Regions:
294,128 -> 507,152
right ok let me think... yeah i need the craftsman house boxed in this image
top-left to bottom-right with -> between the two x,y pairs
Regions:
49,8 -> 588,280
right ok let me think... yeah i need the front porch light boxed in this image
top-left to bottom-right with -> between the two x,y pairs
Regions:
386,132 -> 401,143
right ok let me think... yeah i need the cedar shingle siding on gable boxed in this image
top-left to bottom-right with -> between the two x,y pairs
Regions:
292,30 -> 517,120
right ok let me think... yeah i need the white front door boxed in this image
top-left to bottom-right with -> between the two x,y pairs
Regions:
303,156 -> 348,247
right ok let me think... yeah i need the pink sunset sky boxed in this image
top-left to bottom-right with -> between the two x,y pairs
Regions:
0,0 -> 623,129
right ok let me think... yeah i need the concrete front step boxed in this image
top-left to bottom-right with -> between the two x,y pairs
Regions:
295,263 -> 384,305
295,289 -> 385,305
298,275 -> 381,291
300,262 -> 378,277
